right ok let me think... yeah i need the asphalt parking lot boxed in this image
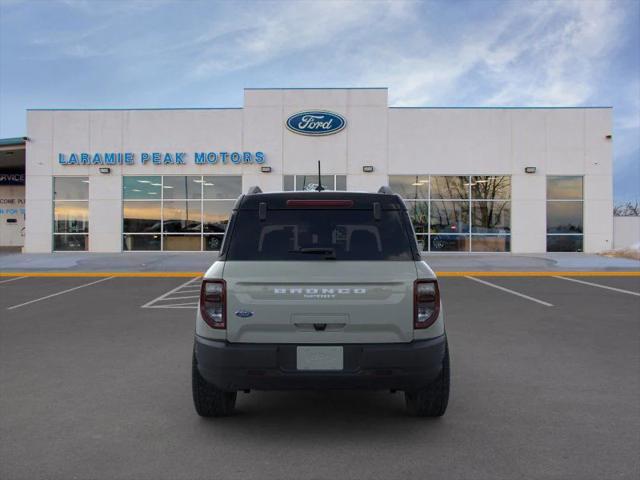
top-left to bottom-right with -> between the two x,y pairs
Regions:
1,274 -> 639,480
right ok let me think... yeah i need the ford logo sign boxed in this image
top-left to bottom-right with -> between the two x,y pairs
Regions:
235,310 -> 254,318
286,111 -> 346,136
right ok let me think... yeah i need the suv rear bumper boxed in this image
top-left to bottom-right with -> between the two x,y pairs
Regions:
194,335 -> 447,391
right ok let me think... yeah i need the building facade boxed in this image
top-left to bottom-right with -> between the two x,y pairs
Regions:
22,88 -> 613,253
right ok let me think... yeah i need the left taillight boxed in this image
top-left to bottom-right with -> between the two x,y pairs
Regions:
414,279 -> 440,329
200,279 -> 226,329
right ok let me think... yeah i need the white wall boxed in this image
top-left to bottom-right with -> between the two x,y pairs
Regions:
613,217 -> 640,249
25,89 -> 613,254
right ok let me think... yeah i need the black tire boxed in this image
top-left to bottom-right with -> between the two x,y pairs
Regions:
192,350 -> 237,417
405,342 -> 450,417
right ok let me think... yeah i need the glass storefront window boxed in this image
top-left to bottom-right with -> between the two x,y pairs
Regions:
162,235 -> 201,251
53,234 -> 87,251
203,201 -> 234,233
389,176 -> 429,199
162,176 -> 202,200
472,201 -> 510,233
284,175 -> 347,191
430,176 -> 469,199
123,201 -> 161,232
203,176 -> 242,199
547,235 -> 583,252
546,176 -> 583,252
163,200 -> 202,233
54,177 -> 89,200
547,201 -> 583,233
123,234 -> 161,251
204,234 -> 224,251
430,201 -> 469,233
53,177 -> 89,251
470,176 -> 510,200
430,234 -> 470,252
54,201 -> 89,233
405,201 -> 429,234
122,175 -> 240,251
123,176 -> 161,199
389,174 -> 511,252
547,176 -> 583,200
472,235 -> 510,252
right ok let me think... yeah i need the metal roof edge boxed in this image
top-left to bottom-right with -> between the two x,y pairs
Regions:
26,107 -> 243,111
0,137 -> 26,146
389,106 -> 613,109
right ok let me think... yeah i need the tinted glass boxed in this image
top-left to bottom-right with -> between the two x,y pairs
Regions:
431,176 -> 469,199
547,235 -> 583,252
430,201 -> 469,233
335,175 -> 347,191
54,177 -> 88,200
227,210 -> 414,261
296,175 -> 335,191
405,201 -> 429,233
389,176 -> 429,199
163,235 -> 201,251
429,234 -> 470,252
416,234 -> 428,251
204,234 -> 224,251
547,176 -> 583,200
203,176 -> 242,199
472,235 -> 510,252
54,234 -> 87,251
203,201 -> 234,233
283,175 -> 294,191
162,176 -> 202,199
123,176 -> 161,199
547,201 -> 583,233
122,234 -> 161,251
163,200 -> 202,233
54,201 -> 88,233
472,201 -> 510,233
123,201 -> 161,232
471,176 -> 510,200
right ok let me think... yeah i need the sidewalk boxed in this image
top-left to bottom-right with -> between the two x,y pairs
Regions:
0,251 -> 638,274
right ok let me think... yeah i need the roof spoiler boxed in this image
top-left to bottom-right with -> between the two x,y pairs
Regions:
377,186 -> 394,195
247,186 -> 263,194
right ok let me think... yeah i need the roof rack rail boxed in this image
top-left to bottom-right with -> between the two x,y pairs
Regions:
247,186 -> 263,194
377,186 -> 394,195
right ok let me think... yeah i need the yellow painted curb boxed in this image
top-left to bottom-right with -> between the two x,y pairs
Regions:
436,271 -> 640,277
0,271 -> 639,278
0,272 -> 202,278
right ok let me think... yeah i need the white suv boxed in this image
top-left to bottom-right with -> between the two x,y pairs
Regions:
192,187 -> 450,417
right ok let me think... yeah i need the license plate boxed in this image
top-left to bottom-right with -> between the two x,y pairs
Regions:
296,346 -> 343,371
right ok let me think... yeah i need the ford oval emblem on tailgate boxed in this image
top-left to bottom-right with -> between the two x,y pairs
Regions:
286,111 -> 346,136
235,310 -> 254,318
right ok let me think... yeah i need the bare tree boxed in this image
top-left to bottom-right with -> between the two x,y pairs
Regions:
613,201 -> 639,216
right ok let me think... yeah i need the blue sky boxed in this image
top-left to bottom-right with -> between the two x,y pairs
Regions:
0,0 -> 638,203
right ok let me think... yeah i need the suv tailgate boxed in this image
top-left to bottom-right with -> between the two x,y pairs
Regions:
223,261 -> 417,344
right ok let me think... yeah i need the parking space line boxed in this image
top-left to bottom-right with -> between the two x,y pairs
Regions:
6,277 -> 115,310
0,276 -> 27,285
465,276 -> 554,307
555,276 -> 640,297
141,276 -> 201,308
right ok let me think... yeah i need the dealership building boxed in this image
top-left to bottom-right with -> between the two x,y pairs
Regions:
0,88 -> 614,253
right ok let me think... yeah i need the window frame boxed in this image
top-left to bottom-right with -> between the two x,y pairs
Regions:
546,175 -> 584,252
390,175 -> 512,253
52,176 -> 90,252
283,174 -> 348,192
121,175 -> 240,252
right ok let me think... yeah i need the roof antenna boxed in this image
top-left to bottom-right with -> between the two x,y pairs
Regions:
315,160 -> 324,191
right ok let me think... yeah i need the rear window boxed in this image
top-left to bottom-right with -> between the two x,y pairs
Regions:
226,209 -> 415,261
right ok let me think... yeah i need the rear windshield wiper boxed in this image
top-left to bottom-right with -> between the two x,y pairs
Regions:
289,247 -> 337,259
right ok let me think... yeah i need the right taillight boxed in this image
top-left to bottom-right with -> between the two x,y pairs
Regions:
200,279 -> 226,329
414,279 -> 440,329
